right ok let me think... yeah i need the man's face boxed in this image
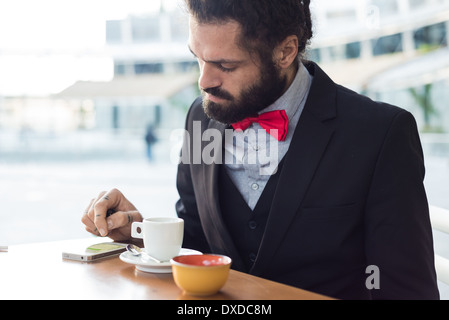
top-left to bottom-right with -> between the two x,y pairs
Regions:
188,17 -> 287,124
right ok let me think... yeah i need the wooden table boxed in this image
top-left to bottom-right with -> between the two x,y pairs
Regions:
0,238 -> 332,300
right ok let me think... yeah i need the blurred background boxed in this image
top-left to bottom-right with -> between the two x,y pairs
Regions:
1,0 -> 449,294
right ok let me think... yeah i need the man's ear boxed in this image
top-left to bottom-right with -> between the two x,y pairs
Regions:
274,35 -> 299,69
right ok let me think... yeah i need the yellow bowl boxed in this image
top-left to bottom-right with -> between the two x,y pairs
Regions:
171,254 -> 232,296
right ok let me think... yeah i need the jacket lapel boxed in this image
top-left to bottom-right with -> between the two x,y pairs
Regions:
250,62 -> 338,275
199,119 -> 247,270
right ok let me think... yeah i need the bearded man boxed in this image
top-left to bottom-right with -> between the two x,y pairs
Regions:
82,0 -> 439,300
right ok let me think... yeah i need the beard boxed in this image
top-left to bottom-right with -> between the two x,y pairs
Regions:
201,60 -> 287,125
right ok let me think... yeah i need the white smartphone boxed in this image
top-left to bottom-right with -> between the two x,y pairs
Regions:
62,242 -> 127,262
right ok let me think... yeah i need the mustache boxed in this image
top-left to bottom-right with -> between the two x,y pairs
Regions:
202,87 -> 233,101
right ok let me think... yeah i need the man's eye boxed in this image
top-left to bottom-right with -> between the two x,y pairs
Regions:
217,64 -> 236,73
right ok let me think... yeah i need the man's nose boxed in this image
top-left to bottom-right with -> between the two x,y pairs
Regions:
198,63 -> 222,90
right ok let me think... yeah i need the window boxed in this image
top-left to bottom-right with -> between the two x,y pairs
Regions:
106,20 -> 122,44
170,13 -> 189,42
114,63 -> 127,76
306,48 -> 321,63
134,63 -> 164,74
326,9 -> 356,21
371,0 -> 398,16
176,61 -> 198,73
345,42 -> 361,59
410,0 -> 430,9
372,33 -> 403,56
414,22 -> 447,50
131,16 -> 160,42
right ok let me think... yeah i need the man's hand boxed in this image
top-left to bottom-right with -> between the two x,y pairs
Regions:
81,189 -> 143,241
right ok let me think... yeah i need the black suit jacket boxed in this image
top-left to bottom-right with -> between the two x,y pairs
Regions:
176,62 -> 439,300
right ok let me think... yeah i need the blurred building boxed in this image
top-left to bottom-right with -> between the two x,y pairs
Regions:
105,7 -> 195,77
55,6 -> 197,134
0,5 -> 198,137
308,0 -> 449,132
90,0 -> 449,133
1,0 -> 448,136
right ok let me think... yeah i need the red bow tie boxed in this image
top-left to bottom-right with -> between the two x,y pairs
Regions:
232,110 -> 289,141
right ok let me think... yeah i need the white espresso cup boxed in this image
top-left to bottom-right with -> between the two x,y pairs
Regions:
131,217 -> 184,262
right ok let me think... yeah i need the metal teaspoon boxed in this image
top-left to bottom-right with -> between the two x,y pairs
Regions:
126,244 -> 164,263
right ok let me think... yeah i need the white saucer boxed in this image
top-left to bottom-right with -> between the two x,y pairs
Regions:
119,248 -> 202,273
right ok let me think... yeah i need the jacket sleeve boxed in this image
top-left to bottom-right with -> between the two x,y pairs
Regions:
364,109 -> 439,300
175,99 -> 211,254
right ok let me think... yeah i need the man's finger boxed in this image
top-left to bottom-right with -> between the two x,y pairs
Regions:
81,213 -> 96,232
106,211 -> 139,230
85,192 -> 106,221
93,192 -> 115,237
81,198 -> 97,231
85,226 -> 100,236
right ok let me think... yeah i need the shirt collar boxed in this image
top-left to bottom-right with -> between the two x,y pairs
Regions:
259,62 -> 312,120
